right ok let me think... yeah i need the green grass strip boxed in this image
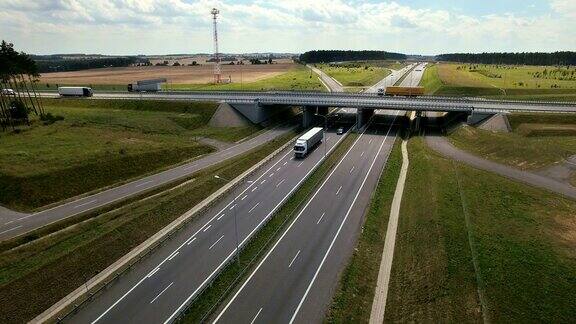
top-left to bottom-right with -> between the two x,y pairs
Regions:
180,133 -> 358,323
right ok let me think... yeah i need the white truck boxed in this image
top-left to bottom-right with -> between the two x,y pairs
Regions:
294,127 -> 324,158
58,87 -> 93,97
127,78 -> 166,92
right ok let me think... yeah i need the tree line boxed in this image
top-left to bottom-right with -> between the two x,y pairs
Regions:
437,52 -> 576,66
0,40 -> 46,131
299,50 -> 406,63
33,56 -> 149,73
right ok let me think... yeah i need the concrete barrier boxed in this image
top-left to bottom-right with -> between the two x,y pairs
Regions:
32,132 -> 300,324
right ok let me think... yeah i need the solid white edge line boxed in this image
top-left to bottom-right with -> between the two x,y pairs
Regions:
168,130 -> 350,324
288,112 -> 398,324
212,125 -> 367,323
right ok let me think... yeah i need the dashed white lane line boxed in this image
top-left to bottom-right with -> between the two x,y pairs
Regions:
241,195 -> 248,201
186,237 -> 197,245
261,179 -> 267,185
229,204 -> 237,211
336,186 -> 343,196
369,139 -> 373,144
269,173 -> 274,178
283,161 -> 288,166
297,161 -> 304,168
167,251 -> 179,261
350,166 -> 355,174
250,308 -> 263,324
276,179 -> 285,188
74,199 -> 97,209
183,164 -> 197,171
217,213 -> 225,221
147,267 -> 160,278
0,225 -> 22,235
249,202 -> 260,213
276,167 -> 281,171
4,221 -> 14,225
251,186 -> 258,192
150,282 -> 174,304
317,212 -> 326,225
135,180 -> 154,188
209,235 -> 225,250
361,151 -> 365,157
288,250 -> 301,268
203,225 -> 212,232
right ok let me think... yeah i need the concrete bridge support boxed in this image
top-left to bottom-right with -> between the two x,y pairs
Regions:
409,110 -> 422,134
357,108 -> 374,130
466,111 -> 495,126
302,106 -> 317,128
317,106 -> 329,116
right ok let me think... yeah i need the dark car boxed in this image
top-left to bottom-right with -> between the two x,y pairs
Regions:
337,127 -> 344,135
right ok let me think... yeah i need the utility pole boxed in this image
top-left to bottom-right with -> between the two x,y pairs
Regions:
211,8 -> 222,84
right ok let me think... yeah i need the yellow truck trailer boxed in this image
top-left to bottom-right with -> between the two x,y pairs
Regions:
378,86 -> 425,97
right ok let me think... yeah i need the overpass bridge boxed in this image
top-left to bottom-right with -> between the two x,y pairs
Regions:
42,90 -> 576,127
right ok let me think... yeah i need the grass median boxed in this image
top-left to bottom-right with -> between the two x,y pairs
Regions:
180,132 -> 358,323
384,138 -> 576,322
0,130 -> 295,324
325,138 -> 401,323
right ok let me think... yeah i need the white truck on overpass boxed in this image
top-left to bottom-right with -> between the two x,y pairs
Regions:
294,127 -> 323,158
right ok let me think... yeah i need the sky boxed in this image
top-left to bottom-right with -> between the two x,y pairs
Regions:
1,0 -> 575,55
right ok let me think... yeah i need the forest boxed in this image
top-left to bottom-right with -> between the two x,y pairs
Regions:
437,52 -> 576,66
299,50 -> 406,63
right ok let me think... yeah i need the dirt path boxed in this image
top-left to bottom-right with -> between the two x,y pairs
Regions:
369,140 -> 409,323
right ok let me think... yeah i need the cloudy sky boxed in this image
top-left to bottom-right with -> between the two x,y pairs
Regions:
1,0 -> 575,55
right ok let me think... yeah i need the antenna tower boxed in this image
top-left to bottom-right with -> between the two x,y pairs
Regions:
211,8 -> 221,83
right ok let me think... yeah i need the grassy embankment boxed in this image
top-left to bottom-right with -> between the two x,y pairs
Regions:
325,139 -> 401,323
170,65 -> 325,91
0,99 -> 261,211
0,130 -> 296,324
449,113 -> 576,170
316,62 -> 391,90
420,63 -> 576,100
384,138 -> 576,322
181,133 -> 358,323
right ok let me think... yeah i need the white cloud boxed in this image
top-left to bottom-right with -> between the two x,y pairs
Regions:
0,0 -> 574,54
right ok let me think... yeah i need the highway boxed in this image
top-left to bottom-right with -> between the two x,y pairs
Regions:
213,121 -> 398,324
308,65 -> 344,92
64,126 -> 350,323
398,63 -> 427,87
0,126 -> 293,241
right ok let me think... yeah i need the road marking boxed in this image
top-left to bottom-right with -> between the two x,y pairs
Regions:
317,212 -> 326,224
186,237 -> 197,245
283,161 -> 287,166
217,213 -> 225,221
4,221 -> 14,225
183,164 -> 197,171
369,139 -> 373,144
276,179 -> 285,187
214,123 -> 369,324
276,167 -> 281,171
0,225 -> 22,235
168,131 -> 351,324
150,282 -> 174,304
203,225 -> 212,232
229,204 -> 236,211
250,308 -> 263,324
289,112 -> 398,324
209,235 -> 225,250
288,250 -> 301,268
261,179 -> 267,185
167,251 -> 179,261
361,151 -> 365,157
336,186 -> 342,196
74,199 -> 97,209
269,172 -> 274,178
249,202 -> 260,214
251,186 -> 258,192
135,180 -> 154,188
147,267 -> 160,278
241,195 -> 248,201
297,161 -> 304,168
350,166 -> 355,174
290,157 -> 294,161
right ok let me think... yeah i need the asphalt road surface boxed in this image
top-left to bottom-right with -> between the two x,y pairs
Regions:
213,119 -> 398,324
65,128 -> 349,324
398,63 -> 427,87
426,135 -> 576,200
308,65 -> 344,92
0,126 -> 293,241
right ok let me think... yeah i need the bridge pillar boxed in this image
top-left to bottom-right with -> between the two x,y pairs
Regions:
317,106 -> 329,116
409,111 -> 422,134
302,106 -> 316,128
467,111 -> 495,126
356,108 -> 374,130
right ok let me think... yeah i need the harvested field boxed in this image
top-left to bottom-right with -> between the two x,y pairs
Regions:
40,62 -> 296,85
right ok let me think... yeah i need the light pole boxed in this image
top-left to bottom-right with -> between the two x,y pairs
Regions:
315,113 -> 328,157
214,175 -> 252,267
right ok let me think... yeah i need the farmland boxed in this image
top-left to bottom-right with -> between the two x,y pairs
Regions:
0,99 -> 260,211
420,63 -> 576,99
